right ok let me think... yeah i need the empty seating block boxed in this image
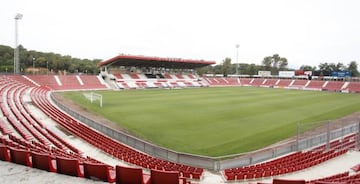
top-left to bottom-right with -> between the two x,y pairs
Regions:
306,80 -> 325,89
240,78 -> 252,85
310,171 -> 349,183
276,79 -> 292,87
26,75 -> 59,89
323,81 -> 345,91
291,80 -> 308,87
79,75 -> 107,89
263,79 -> 279,86
223,134 -> 356,182
116,165 -> 150,184
251,78 -> 265,86
347,82 -> 360,93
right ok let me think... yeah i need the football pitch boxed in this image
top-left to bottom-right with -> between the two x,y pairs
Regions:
61,87 -> 360,157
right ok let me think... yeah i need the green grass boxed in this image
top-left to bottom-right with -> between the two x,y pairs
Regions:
60,87 -> 360,157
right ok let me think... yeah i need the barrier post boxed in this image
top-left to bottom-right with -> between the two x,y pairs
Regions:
296,123 -> 300,151
326,121 -> 330,151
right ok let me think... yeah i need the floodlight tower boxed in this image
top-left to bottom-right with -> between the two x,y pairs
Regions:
14,13 -> 23,74
236,44 -> 240,75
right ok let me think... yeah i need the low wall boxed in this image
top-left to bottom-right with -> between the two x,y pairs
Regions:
51,93 -> 359,171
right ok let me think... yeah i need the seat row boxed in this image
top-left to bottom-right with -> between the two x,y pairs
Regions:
306,171 -> 360,184
223,150 -> 348,181
115,78 -> 205,89
0,144 -> 190,184
30,86 -> 204,180
205,77 -> 360,93
25,75 -> 107,90
114,73 -> 197,80
0,79 -> 81,154
257,171 -> 360,183
1,76 -> 198,183
223,134 -> 357,181
0,76 -> 115,182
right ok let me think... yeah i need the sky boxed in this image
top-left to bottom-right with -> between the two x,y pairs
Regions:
1,0 -> 360,69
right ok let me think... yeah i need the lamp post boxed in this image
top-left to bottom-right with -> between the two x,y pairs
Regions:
14,13 -> 23,74
236,44 -> 240,76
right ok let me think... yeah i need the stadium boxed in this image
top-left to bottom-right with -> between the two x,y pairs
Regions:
1,54 -> 360,184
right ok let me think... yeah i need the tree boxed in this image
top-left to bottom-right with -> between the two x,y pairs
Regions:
262,56 -> 272,71
36,56 -> 47,67
318,62 -> 329,72
248,64 -> 257,76
272,54 -> 280,69
0,44 -> 101,74
222,58 -> 232,77
0,45 -> 14,72
196,65 -> 214,76
261,54 -> 288,74
318,62 -> 346,76
213,65 -> 222,74
279,58 -> 288,70
348,61 -> 359,77
336,62 -> 346,71
300,65 -> 316,71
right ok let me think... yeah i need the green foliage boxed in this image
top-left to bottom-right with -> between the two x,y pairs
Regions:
0,45 -> 15,72
196,66 -> 212,76
222,58 -> 232,76
61,88 -> 360,157
240,63 -> 262,76
262,54 -> 288,75
318,61 -> 359,76
197,61 -> 273,76
0,44 -> 100,74
300,65 -> 317,71
348,61 -> 359,77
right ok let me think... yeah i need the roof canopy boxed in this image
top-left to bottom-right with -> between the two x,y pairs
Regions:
99,55 -> 216,69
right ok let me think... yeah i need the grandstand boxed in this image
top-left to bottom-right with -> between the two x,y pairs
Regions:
205,77 -> 360,93
1,54 -> 360,184
98,54 -> 216,89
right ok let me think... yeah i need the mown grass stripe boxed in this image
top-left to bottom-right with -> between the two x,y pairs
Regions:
61,87 -> 360,156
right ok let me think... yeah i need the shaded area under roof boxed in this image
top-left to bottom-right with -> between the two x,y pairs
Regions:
99,55 -> 216,69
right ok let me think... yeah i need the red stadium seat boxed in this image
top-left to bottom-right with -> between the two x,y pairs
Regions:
191,171 -> 202,180
351,163 -> 360,172
225,172 -> 236,180
83,162 -> 115,182
0,145 -> 11,161
150,169 -> 189,184
116,165 -> 150,184
9,147 -> 32,167
31,152 -> 57,172
56,157 -> 84,177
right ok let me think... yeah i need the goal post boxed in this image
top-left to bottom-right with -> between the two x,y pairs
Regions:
84,92 -> 103,107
